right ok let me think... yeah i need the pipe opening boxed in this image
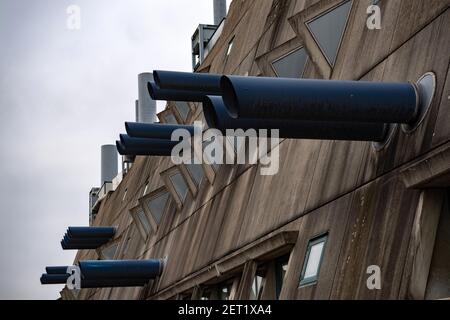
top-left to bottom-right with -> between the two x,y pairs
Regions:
220,76 -> 239,118
372,124 -> 397,152
147,81 -> 159,100
402,72 -> 436,133
202,96 -> 220,128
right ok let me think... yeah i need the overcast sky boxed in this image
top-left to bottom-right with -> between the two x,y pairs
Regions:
0,0 -> 230,300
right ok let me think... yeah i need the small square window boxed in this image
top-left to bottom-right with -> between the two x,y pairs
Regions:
299,234 -> 328,286
271,47 -> 308,79
132,206 -> 152,239
175,102 -> 191,121
146,192 -> 170,225
169,172 -> 189,202
185,163 -> 204,186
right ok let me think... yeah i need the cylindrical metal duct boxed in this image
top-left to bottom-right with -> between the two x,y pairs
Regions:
80,278 -> 149,288
117,135 -> 178,157
116,141 -> 174,157
101,145 -> 118,186
213,0 -> 227,25
220,75 -> 418,124
79,259 -> 164,280
62,237 -> 109,246
138,73 -> 157,123
67,226 -> 116,239
45,266 -> 69,275
40,274 -> 70,285
148,81 -> 207,102
61,241 -> 105,250
125,122 -> 194,140
203,96 -> 388,141
153,70 -> 222,95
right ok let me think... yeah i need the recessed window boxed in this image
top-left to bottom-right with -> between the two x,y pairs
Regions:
146,191 -> 170,225
300,234 -> 328,286
226,37 -> 234,56
175,102 -> 191,121
102,243 -> 118,260
186,163 -> 204,186
271,47 -> 308,78
165,113 -> 178,124
306,0 -> 352,66
250,269 -> 266,300
275,255 -> 289,299
143,182 -> 149,196
169,172 -> 189,202
135,207 -> 152,236
219,282 -> 232,300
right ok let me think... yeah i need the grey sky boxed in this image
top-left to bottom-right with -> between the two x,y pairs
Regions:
0,0 -> 229,299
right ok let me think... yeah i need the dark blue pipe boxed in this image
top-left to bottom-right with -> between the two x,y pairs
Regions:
79,259 -> 164,280
40,273 -> 69,285
61,240 -> 104,250
63,234 -> 109,244
40,274 -> 148,288
203,96 -> 388,141
153,70 -> 222,94
117,135 -> 178,156
67,227 -> 116,239
46,266 -> 69,275
125,122 -> 194,140
147,81 -> 207,102
220,75 -> 418,124
80,279 -> 149,288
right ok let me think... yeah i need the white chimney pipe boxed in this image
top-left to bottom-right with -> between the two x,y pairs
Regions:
213,0 -> 227,25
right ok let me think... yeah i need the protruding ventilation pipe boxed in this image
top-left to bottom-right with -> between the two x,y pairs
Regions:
40,274 -> 70,285
79,260 -> 164,280
220,75 -> 419,124
41,260 -> 164,288
117,135 -> 178,156
67,227 -> 116,239
147,81 -> 207,102
153,70 -> 222,95
125,122 -> 194,140
45,266 -> 69,275
61,226 -> 116,250
213,0 -> 227,25
203,96 -> 388,141
138,73 -> 157,123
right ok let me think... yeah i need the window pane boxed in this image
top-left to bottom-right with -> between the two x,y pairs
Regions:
165,113 -> 178,124
186,163 -> 204,185
136,209 -> 151,234
219,283 -> 232,300
307,0 -> 352,65
147,192 -> 169,224
170,172 -> 189,202
272,48 -> 308,78
304,241 -> 325,279
250,274 -> 264,300
175,102 -> 190,121
102,243 -> 118,260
